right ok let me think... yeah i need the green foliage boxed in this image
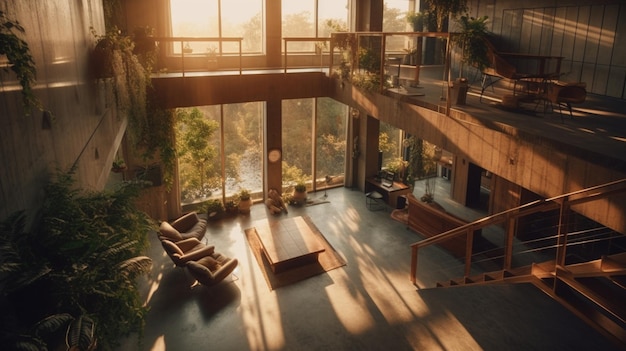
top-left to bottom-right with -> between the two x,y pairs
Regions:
93,27 -> 148,144
176,108 -> 220,201
0,171 -> 155,351
454,15 -> 491,72
238,189 -> 251,200
406,11 -> 428,31
378,132 -> 395,154
200,199 -> 225,217
406,137 -> 438,181
424,0 -> 468,31
143,107 -> 177,188
0,10 -> 42,114
385,157 -> 408,176
294,181 -> 307,193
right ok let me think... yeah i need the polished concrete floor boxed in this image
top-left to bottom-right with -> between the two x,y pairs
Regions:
118,184 -> 622,351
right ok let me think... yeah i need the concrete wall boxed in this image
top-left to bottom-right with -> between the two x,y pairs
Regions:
0,1 -> 123,220
466,0 -> 626,99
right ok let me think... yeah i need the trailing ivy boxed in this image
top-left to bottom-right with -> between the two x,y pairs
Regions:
0,10 -> 42,114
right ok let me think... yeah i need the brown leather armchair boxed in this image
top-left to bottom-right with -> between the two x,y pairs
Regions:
186,252 -> 238,287
160,238 -> 215,267
158,212 -> 207,242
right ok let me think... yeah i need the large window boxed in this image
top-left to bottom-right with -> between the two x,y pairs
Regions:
282,98 -> 347,192
384,0 -> 415,52
177,102 -> 264,205
169,0 -> 263,53
315,98 -> 347,189
282,0 -> 348,52
282,99 -> 314,190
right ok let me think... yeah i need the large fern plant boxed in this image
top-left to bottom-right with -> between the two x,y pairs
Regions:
0,171 -> 155,351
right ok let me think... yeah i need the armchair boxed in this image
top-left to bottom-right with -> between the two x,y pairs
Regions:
160,238 -> 216,267
186,252 -> 239,287
158,211 -> 207,242
547,81 -> 587,120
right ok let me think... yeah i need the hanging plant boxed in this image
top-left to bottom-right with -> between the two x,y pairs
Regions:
0,10 -> 42,114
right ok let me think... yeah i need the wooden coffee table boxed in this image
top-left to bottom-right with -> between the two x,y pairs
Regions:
253,216 -> 325,273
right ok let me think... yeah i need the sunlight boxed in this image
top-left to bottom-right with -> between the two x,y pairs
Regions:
144,272 -> 164,306
149,335 -> 166,351
325,275 -> 376,334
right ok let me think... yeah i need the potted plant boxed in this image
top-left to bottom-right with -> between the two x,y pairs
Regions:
238,189 -> 252,214
0,172 -> 154,351
454,15 -> 490,77
206,46 -> 218,70
111,158 -> 126,172
224,200 -> 238,216
450,15 -> 490,105
291,181 -> 307,205
406,11 -> 428,32
202,199 -> 225,220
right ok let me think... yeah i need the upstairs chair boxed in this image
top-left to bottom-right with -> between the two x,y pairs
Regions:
546,81 -> 587,121
480,39 -> 563,102
160,238 -> 216,267
186,252 -> 239,287
158,211 -> 207,242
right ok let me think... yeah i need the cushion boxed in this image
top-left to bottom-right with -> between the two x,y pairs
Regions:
172,212 -> 199,232
197,256 -> 221,272
159,221 -> 183,241
161,240 -> 183,257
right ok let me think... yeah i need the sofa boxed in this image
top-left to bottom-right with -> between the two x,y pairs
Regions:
407,193 -> 481,258
159,212 -> 207,242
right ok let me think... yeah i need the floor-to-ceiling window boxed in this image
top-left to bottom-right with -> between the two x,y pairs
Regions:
282,98 -> 314,191
315,98 -> 347,189
282,98 -> 348,192
176,102 -> 264,205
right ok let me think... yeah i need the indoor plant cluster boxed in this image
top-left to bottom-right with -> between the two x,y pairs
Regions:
0,171 -> 155,350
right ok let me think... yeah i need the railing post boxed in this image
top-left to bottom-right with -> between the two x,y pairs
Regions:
555,199 -> 570,266
503,214 -> 516,270
410,246 -> 418,284
464,228 -> 474,277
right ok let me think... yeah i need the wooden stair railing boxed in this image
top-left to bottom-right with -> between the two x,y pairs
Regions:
410,178 -> 626,287
432,253 -> 626,345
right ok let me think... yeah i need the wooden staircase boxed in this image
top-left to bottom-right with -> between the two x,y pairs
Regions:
435,253 -> 626,346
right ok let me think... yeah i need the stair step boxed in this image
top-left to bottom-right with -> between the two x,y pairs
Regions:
564,253 -> 626,277
554,273 -> 626,343
555,266 -> 626,327
601,253 -> 626,271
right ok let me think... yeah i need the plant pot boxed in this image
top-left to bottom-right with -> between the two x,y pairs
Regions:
450,78 -> 469,105
238,198 -> 252,214
291,190 -> 307,205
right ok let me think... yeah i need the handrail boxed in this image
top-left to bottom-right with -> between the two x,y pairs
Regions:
410,178 -> 626,285
283,37 -> 331,74
151,36 -> 243,76
329,31 -> 452,113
